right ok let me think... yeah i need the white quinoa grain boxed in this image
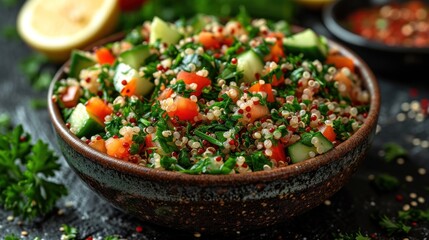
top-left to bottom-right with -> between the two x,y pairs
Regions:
405,175 -> 414,182
418,168 -> 427,175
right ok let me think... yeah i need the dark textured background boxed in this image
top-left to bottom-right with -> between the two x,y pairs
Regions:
0,2 -> 429,240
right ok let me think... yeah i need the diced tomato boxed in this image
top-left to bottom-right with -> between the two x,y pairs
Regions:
60,85 -> 81,108
85,97 -> 113,123
167,96 -> 199,121
248,82 -> 275,102
105,137 -> 131,160
271,74 -> 285,87
88,137 -> 107,153
145,133 -> 155,149
176,70 -> 211,97
95,47 -> 116,65
270,143 -> 287,162
239,104 -> 269,123
326,55 -> 355,72
319,125 -> 337,142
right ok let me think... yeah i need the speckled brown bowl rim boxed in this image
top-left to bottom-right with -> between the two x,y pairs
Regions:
47,30 -> 380,186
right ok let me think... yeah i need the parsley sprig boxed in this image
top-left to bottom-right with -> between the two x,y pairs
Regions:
0,125 -> 67,220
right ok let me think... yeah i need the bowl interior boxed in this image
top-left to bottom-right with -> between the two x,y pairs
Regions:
47,30 -> 380,185
323,0 -> 429,54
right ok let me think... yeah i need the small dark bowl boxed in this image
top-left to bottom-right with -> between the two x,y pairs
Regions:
323,0 -> 429,76
47,33 -> 380,234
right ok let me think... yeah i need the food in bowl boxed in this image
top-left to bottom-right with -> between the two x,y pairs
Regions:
346,0 -> 429,47
52,15 -> 370,174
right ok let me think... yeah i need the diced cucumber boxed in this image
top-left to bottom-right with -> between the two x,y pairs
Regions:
287,132 -> 333,163
113,63 -> 154,97
313,132 -> 334,153
288,141 -> 316,163
149,17 -> 181,45
283,29 -> 328,60
68,103 -> 104,138
119,44 -> 150,70
236,50 -> 264,83
69,50 -> 96,78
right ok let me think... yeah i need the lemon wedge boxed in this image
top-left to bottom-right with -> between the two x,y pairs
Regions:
17,0 -> 120,62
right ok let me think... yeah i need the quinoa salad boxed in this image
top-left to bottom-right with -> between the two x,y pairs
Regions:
53,14 -> 370,174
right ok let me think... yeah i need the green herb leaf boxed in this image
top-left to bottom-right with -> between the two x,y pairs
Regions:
372,173 -> 400,192
1,25 -> 19,40
334,231 -> 371,240
246,151 -> 272,171
0,125 -> 67,220
383,142 -> 407,162
379,215 -> 411,235
194,130 -> 223,147
61,224 -> 78,240
4,234 -> 20,240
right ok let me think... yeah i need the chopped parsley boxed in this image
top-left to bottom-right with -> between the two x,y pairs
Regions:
383,142 -> 407,162
0,125 -> 67,220
371,173 -> 400,192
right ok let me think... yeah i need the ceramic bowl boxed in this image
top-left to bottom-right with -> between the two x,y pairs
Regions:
47,33 -> 380,234
323,0 -> 429,75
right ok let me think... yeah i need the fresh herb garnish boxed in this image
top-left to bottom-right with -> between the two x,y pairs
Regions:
0,125 -> 67,220
372,173 -> 400,192
20,54 -> 53,91
1,25 -> 19,40
334,231 -> 371,240
379,215 -> 411,235
61,224 -> 78,240
383,142 -> 407,162
4,234 -> 20,240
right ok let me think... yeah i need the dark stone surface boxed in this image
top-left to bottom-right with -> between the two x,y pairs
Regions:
0,2 -> 428,240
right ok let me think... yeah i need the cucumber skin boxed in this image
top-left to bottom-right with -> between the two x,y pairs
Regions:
288,132 -> 333,163
283,29 -> 328,61
69,50 -> 96,79
119,44 -> 150,70
68,103 -> 104,138
288,141 -> 316,163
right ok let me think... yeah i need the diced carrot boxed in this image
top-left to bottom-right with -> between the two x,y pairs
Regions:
167,96 -> 199,121
199,32 -> 221,49
270,143 -> 287,162
60,85 -> 81,108
319,125 -> 337,142
85,97 -> 113,123
333,71 -> 357,101
248,82 -> 275,102
105,137 -> 131,160
95,47 -> 116,65
326,55 -> 355,72
199,32 -> 234,49
121,78 -> 137,97
157,87 -> 174,100
88,137 -> 107,153
176,70 -> 211,97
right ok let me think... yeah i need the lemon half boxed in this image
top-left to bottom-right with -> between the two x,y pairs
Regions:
17,0 -> 120,62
